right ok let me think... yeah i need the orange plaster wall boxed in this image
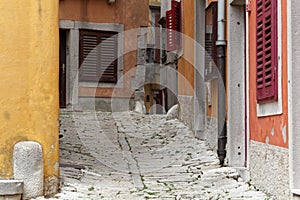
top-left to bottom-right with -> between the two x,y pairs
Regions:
59,0 -> 149,98
178,0 -> 195,96
59,0 -> 148,30
248,0 -> 288,148
208,0 -> 218,7
206,80 -> 219,118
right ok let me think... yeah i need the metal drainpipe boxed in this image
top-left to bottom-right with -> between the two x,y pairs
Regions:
216,0 -> 227,166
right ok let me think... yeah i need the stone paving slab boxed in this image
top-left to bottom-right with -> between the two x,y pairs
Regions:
32,111 -> 272,200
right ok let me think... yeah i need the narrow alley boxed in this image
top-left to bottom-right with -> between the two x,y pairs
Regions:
36,111 -> 270,200
2,0 -> 299,199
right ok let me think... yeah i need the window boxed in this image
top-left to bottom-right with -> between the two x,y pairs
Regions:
256,0 -> 278,103
147,8 -> 161,63
79,30 -> 118,83
166,0 -> 182,52
204,2 -> 218,81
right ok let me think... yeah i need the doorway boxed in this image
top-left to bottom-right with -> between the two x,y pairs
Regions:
59,29 -> 67,108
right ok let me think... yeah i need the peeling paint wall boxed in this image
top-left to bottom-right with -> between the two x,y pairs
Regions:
248,0 -> 288,148
247,0 -> 289,197
0,0 -> 59,195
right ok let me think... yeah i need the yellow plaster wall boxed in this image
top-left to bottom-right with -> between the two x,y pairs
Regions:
0,0 -> 59,192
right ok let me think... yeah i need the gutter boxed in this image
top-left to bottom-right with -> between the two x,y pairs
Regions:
216,0 -> 227,165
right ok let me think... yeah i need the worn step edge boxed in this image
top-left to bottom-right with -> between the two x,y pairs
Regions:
0,180 -> 23,195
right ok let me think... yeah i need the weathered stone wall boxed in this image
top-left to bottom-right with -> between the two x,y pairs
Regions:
204,116 -> 218,152
178,95 -> 194,129
249,140 -> 289,199
178,95 -> 218,153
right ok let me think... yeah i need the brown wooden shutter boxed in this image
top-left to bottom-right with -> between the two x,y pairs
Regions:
79,31 -> 99,82
256,0 -> 278,103
79,30 -> 118,83
99,33 -> 118,82
166,0 -> 182,51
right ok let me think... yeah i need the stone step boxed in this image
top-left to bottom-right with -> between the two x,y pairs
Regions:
0,180 -> 23,200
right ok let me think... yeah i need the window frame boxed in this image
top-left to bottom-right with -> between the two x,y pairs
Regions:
256,0 -> 282,117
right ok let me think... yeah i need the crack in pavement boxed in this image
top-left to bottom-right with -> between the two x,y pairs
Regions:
116,117 -> 145,191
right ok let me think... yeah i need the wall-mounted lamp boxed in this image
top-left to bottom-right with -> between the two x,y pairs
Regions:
108,0 -> 116,4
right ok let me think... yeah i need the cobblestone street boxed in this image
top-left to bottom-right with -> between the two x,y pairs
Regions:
36,111 -> 271,200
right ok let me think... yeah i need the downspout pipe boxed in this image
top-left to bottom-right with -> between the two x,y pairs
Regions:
216,0 -> 227,165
